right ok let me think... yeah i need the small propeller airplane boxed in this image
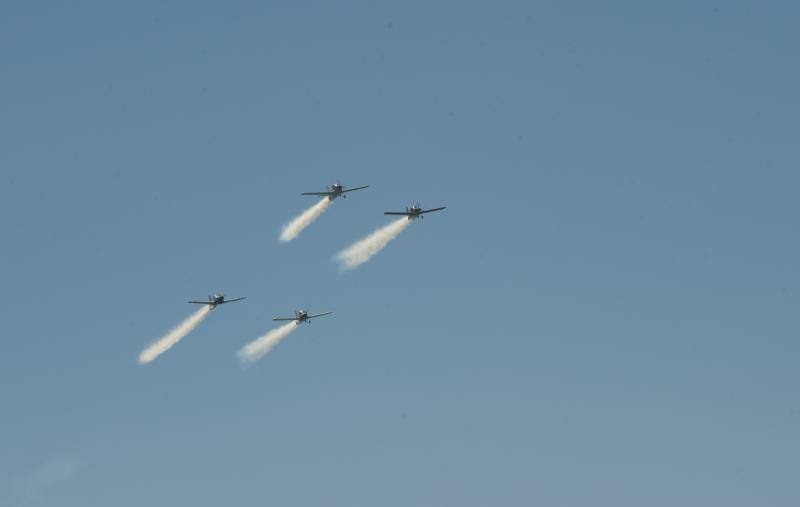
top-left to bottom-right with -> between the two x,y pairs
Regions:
384,203 -> 446,220
302,180 -> 369,201
188,293 -> 246,309
273,309 -> 333,325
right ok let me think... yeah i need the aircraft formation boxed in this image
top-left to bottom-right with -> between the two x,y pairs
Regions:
138,180 -> 446,367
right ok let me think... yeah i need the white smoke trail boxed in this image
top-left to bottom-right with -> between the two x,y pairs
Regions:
336,217 -> 410,271
280,197 -> 332,242
138,306 -> 212,364
237,322 -> 298,366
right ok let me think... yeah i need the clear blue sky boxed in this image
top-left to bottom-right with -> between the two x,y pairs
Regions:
1,1 -> 798,505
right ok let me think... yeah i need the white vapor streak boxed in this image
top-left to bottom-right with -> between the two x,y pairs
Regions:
138,306 -> 211,364
336,217 -> 410,271
280,197 -> 332,242
238,322 -> 298,366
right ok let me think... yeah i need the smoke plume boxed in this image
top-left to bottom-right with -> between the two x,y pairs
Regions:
280,197 -> 331,242
336,217 -> 410,271
138,305 -> 211,364
238,322 -> 298,366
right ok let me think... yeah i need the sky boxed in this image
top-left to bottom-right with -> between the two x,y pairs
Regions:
1,1 -> 798,505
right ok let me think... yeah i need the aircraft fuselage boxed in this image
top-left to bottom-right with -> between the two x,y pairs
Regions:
326,185 -> 345,201
406,207 -> 424,219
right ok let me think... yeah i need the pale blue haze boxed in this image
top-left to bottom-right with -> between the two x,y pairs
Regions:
1,1 -> 798,505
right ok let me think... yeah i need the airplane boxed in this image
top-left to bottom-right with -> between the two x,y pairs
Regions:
273,309 -> 333,325
188,293 -> 246,309
384,203 -> 446,220
302,180 -> 370,201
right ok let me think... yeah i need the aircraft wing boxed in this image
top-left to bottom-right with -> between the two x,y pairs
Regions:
384,211 -> 411,216
273,317 -> 297,321
188,301 -> 214,305
301,191 -> 335,196
219,297 -> 246,304
420,206 -> 446,214
308,311 -> 333,319
341,185 -> 370,194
